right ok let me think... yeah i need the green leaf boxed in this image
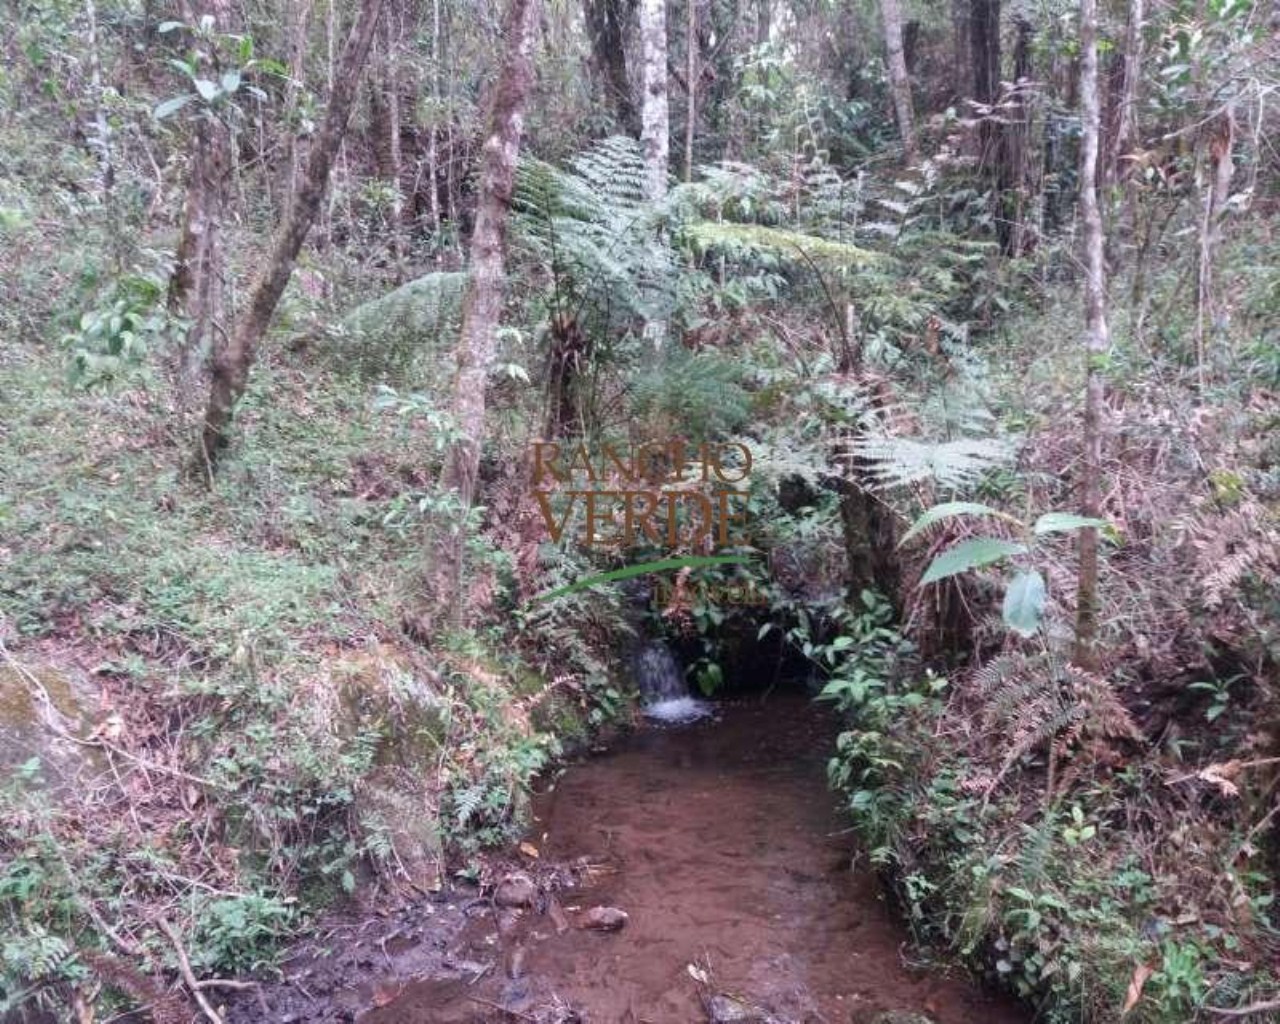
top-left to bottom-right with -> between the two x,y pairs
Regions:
1003,570 -> 1047,637
220,69 -> 242,94
1032,512 -> 1108,536
919,538 -> 1027,586
194,78 -> 220,101
899,501 -> 1014,547
157,20 -> 185,33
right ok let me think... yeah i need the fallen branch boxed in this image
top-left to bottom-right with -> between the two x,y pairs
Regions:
1205,998 -> 1280,1017
156,918 -> 224,1024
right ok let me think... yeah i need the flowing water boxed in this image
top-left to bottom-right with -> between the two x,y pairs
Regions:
634,641 -> 713,724
360,695 -> 1028,1024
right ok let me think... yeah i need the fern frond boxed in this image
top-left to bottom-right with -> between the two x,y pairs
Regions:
683,221 -> 881,272
851,435 -> 1013,491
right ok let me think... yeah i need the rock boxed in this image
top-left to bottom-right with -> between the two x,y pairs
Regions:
706,994 -> 781,1024
329,644 -> 451,893
353,768 -> 444,892
0,664 -> 101,785
493,871 -> 538,908
868,1013 -> 937,1024
578,905 -> 629,932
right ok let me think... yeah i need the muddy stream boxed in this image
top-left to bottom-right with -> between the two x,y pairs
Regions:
232,696 -> 1027,1024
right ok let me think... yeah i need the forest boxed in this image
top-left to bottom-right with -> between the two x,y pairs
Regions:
0,0 -> 1278,1020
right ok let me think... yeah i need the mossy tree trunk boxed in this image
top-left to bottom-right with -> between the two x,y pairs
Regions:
432,0 -> 541,619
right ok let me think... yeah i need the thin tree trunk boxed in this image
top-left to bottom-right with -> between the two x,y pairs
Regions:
1074,0 -> 1110,671
193,0 -> 384,476
168,0 -> 233,379
584,0 -> 640,134
383,2 -> 407,281
1196,103 -> 1235,387
951,0 -> 970,100
83,0 -> 114,197
640,0 -> 669,203
168,115 -> 230,378
683,0 -> 697,180
1106,0 -> 1143,186
879,0 -> 916,163
431,0 -> 541,615
427,0 -> 443,244
755,0 -> 769,45
639,0 -> 668,346
279,0 -> 312,214
1004,16 -> 1032,254
970,0 -> 1001,194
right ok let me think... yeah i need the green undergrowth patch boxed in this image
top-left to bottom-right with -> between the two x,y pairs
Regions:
0,343 -> 634,1018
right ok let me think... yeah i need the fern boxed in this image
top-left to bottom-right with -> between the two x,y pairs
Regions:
515,136 -> 677,332
682,220 -> 880,273
851,435 -> 1013,492
628,348 -> 751,441
329,270 -> 469,384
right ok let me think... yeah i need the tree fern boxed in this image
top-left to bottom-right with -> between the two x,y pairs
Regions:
329,270 -> 469,384
627,348 -> 751,441
514,136 -> 677,333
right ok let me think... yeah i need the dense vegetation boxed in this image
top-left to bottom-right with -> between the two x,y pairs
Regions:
0,0 -> 1277,1020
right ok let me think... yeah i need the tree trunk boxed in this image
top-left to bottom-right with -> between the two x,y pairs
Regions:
1073,0 -> 1110,671
640,0 -> 669,203
1003,16 -> 1032,254
755,0 -> 769,45
683,0 -> 697,180
193,0 -> 384,477
584,0 -> 639,135
970,0 -> 1001,179
1105,0 -> 1143,187
1196,104 -> 1234,387
950,0 -> 970,100
168,0 -> 234,380
279,0 -> 312,214
83,0 -> 114,197
381,1 -> 407,281
879,0 -> 916,163
426,0 -> 443,242
430,0 -> 541,617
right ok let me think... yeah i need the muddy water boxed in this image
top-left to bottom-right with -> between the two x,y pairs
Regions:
363,696 -> 1027,1024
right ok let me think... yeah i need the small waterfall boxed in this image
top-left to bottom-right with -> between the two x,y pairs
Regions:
633,641 -> 712,724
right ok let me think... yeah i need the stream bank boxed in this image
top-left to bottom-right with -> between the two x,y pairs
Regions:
228,695 -> 1025,1024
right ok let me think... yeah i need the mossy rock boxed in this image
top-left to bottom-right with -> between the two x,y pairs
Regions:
354,766 -> 443,892
0,663 -> 101,783
530,692 -> 588,743
330,644 -> 448,774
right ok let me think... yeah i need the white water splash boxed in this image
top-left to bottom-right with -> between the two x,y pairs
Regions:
642,696 -> 714,724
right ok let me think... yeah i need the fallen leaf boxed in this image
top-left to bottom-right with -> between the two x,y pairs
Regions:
1199,762 -> 1242,798
1122,963 -> 1154,1015
519,841 -> 540,859
686,963 -> 710,985
372,982 -> 404,1007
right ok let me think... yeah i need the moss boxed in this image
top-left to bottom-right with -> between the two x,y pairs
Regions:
330,644 -> 449,773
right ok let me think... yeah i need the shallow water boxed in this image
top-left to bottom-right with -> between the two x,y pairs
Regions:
362,695 -> 1027,1024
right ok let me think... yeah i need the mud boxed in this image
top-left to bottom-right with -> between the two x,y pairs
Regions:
228,696 -> 1027,1024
